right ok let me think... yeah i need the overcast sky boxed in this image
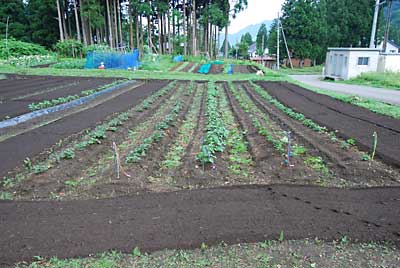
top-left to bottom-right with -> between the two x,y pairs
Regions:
229,0 -> 285,34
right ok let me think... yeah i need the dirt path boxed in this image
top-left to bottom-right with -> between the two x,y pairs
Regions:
0,184 -> 399,266
0,80 -> 168,178
256,81 -> 400,167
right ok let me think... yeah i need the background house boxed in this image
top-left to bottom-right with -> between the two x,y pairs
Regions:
248,43 -> 257,58
379,40 -> 400,54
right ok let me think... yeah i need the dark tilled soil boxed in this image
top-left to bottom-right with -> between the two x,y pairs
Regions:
180,62 -> 195,72
209,64 -> 224,74
0,75 -> 114,101
0,184 -> 399,266
256,81 -> 400,167
0,77 -> 118,119
0,80 -> 168,178
233,65 -> 259,74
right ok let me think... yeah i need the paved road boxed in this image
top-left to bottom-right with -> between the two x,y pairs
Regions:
290,75 -> 400,105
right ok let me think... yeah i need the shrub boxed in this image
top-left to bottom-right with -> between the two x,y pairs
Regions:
0,38 -> 48,59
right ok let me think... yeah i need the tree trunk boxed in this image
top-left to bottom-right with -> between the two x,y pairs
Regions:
158,12 -> 162,54
136,14 -> 140,51
139,15 -> 144,55
163,13 -> 167,53
168,6 -> 172,54
117,0 -> 123,48
62,1 -> 69,39
128,0 -> 134,49
192,0 -> 197,56
72,0 -> 81,42
113,0 -> 119,49
80,0 -> 88,46
56,0 -> 64,41
171,0 -> 175,54
106,0 -> 113,48
183,0 -> 187,56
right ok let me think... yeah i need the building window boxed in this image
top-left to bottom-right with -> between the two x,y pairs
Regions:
357,57 -> 369,65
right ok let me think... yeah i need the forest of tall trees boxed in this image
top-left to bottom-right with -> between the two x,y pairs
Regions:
0,0 -> 248,59
1,0 -> 399,62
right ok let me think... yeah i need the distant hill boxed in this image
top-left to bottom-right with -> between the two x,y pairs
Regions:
220,20 -> 273,47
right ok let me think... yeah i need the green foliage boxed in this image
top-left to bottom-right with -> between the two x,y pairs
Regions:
0,191 -> 13,200
241,32 -> 253,46
54,40 -> 84,58
256,23 -> 268,56
197,82 -> 228,164
0,39 -> 48,59
26,0 -> 59,48
279,230 -> 285,242
345,72 -> 400,90
0,0 -> 28,41
59,149 -> 75,160
305,156 -> 329,173
51,59 -> 86,69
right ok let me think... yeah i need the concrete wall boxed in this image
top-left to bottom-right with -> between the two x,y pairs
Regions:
378,54 -> 400,72
325,49 -> 380,79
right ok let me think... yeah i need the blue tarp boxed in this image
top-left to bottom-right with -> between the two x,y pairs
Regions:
85,50 -> 140,69
173,55 -> 184,62
228,64 -> 234,74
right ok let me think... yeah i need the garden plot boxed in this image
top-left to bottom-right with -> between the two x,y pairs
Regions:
256,81 -> 400,167
0,74 -> 120,119
2,81 -> 399,201
233,65 -> 260,74
0,80 -> 168,179
1,79 -> 400,266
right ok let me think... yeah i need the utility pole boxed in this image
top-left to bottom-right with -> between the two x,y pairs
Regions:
280,20 -> 293,69
370,0 -> 380,48
5,16 -> 10,60
277,13 -> 280,70
383,0 -> 393,52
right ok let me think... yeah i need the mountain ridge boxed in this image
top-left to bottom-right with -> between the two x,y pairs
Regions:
220,20 -> 273,47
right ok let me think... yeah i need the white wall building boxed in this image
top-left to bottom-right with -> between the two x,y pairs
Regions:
378,40 -> 400,54
324,47 -> 400,80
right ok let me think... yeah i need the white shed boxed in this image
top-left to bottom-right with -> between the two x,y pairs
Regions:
324,48 -> 381,80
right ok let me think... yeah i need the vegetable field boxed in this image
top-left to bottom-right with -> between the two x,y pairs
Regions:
0,75 -> 399,265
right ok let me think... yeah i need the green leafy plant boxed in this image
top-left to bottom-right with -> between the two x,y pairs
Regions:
59,149 -> 75,160
197,82 -> 228,164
